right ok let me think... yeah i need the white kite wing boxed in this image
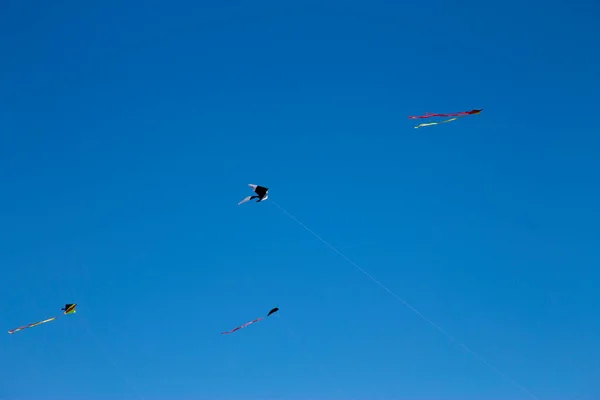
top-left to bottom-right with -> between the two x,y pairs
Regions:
238,196 -> 252,205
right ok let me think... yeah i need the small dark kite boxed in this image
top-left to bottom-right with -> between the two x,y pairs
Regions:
238,184 -> 269,205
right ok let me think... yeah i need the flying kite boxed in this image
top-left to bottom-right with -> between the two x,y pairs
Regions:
222,307 -> 279,335
238,184 -> 269,205
8,304 -> 77,335
409,109 -> 482,129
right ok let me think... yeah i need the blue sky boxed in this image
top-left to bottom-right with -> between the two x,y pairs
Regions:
1,0 -> 599,399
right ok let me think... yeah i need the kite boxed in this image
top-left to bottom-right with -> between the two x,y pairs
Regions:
409,109 -> 482,129
8,304 -> 77,335
238,184 -> 269,205
221,307 -> 279,335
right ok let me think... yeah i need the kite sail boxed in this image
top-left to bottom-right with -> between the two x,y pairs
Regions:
8,304 -> 77,335
409,109 -> 482,129
238,184 -> 269,205
222,307 -> 279,335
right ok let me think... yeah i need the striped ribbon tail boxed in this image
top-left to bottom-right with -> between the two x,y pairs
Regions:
221,317 -> 264,335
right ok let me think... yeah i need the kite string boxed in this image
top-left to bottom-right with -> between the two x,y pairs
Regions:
270,200 -> 540,400
276,312 -> 344,398
77,315 -> 146,400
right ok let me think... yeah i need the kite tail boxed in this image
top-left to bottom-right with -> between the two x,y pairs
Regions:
414,117 -> 460,129
409,112 -> 471,119
8,315 -> 61,334
221,317 -> 264,335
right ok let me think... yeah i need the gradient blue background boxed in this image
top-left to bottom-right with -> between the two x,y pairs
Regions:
1,1 -> 599,399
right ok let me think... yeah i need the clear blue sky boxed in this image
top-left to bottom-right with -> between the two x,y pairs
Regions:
1,1 -> 599,399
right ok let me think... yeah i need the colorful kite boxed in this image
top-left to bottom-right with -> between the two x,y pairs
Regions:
409,109 -> 482,129
238,184 -> 269,205
222,307 -> 279,335
8,304 -> 77,335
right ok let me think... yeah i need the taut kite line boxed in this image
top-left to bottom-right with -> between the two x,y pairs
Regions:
221,307 -> 279,335
269,199 -> 540,400
409,109 -> 482,129
8,304 -> 77,334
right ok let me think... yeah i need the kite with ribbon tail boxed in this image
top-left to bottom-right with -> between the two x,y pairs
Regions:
8,304 -> 77,334
221,307 -> 279,335
409,109 -> 482,129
